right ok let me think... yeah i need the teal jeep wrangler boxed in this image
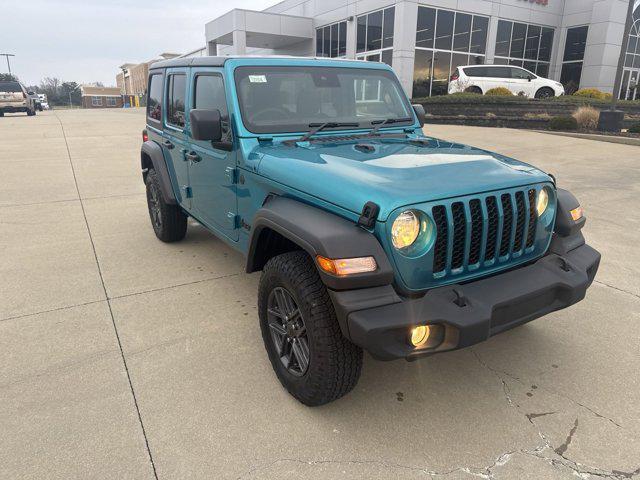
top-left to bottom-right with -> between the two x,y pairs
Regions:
141,56 -> 600,406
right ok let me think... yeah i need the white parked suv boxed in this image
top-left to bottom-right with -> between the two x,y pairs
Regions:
448,65 -> 565,99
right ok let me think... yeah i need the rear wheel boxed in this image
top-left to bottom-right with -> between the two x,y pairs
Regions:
145,168 -> 187,242
535,87 -> 555,99
465,86 -> 483,95
26,107 -> 36,116
258,251 -> 363,406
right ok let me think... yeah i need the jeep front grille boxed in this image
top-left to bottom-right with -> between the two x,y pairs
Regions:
432,188 -> 538,276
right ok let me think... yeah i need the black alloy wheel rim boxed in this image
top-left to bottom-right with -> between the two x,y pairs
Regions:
267,286 -> 310,377
148,184 -> 162,228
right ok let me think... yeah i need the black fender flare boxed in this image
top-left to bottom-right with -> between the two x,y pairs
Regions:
141,140 -> 177,204
246,196 -> 394,291
550,188 -> 587,255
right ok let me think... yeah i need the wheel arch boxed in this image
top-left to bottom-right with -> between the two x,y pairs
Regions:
246,196 -> 394,291
141,140 -> 177,204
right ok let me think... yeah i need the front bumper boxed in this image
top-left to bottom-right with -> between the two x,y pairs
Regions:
329,242 -> 600,360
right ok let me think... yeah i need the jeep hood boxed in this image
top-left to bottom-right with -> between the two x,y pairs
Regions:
252,137 -> 552,221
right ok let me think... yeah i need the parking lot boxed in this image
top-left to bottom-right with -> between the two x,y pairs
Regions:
1,108 -> 638,479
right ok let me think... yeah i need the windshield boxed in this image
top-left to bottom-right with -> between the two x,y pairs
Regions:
234,66 -> 414,134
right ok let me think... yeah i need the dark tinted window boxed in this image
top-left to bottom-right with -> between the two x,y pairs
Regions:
525,25 -> 541,60
435,9 -> 454,50
0,81 -> 22,93
331,24 -> 339,57
323,26 -> 330,57
412,49 -> 433,98
560,62 -> 583,94
367,10 -> 383,51
486,66 -> 511,78
166,74 -> 186,129
510,23 -> 527,58
193,74 -> 231,142
339,22 -> 347,56
382,7 -> 395,48
147,74 -> 163,122
381,49 -> 393,66
563,26 -> 588,62
316,28 -> 323,56
495,21 -> 512,57
463,66 -> 487,77
416,7 -> 436,48
470,16 -> 488,54
431,50 -> 452,95
357,16 -> 367,53
510,67 -> 532,79
538,28 -> 554,61
453,13 -> 471,52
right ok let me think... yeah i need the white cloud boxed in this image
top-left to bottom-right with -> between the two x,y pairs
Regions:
0,0 -> 277,86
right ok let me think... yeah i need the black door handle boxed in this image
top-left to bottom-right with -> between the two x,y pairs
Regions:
162,139 -> 174,150
185,151 -> 201,163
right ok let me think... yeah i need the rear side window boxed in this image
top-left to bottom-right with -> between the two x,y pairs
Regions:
0,81 -> 23,93
463,66 -> 487,77
166,74 -> 186,129
193,74 -> 231,142
485,67 -> 511,78
147,73 -> 163,122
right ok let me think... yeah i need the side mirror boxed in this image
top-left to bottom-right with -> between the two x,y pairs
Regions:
412,104 -> 426,127
27,91 -> 35,95
190,109 -> 222,142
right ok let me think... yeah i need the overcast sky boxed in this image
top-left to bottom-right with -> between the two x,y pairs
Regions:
0,0 -> 277,87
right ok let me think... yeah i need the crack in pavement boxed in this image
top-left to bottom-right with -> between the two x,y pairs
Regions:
594,280 -> 640,301
471,349 -> 640,480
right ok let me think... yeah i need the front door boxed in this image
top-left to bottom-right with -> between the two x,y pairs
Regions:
163,69 -> 191,209
508,67 -> 535,97
187,70 -> 238,241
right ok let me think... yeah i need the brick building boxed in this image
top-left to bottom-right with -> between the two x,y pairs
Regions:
80,86 -> 123,109
116,53 -> 181,106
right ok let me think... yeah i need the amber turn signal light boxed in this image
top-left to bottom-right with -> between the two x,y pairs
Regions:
570,206 -> 584,221
316,256 -> 377,276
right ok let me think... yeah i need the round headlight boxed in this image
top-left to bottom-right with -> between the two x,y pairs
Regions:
391,211 -> 420,250
536,188 -> 550,217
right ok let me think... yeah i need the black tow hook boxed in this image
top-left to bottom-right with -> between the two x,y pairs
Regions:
452,288 -> 468,307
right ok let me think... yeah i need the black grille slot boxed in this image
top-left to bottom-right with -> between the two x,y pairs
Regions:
513,191 -> 526,252
485,196 -> 499,261
499,194 -> 513,257
451,202 -> 466,269
469,199 -> 483,265
526,189 -> 537,248
432,205 -> 448,273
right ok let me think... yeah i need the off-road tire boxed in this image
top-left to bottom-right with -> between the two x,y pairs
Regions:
27,108 -> 35,116
258,251 -> 363,406
535,87 -> 555,99
145,168 -> 187,242
0,111 -> 4,117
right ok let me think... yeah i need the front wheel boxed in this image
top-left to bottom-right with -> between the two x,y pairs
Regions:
535,87 -> 555,99
258,251 -> 363,406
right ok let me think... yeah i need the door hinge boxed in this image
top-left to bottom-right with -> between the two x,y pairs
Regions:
226,212 -> 240,229
225,166 -> 238,184
181,186 -> 192,199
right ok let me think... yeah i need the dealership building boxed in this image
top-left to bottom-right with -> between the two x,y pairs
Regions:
200,0 -> 639,99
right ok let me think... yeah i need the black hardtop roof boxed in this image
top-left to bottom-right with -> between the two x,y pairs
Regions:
149,55 -> 361,71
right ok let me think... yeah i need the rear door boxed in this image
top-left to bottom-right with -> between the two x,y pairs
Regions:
163,68 -> 191,209
186,68 -> 238,240
482,66 -> 511,92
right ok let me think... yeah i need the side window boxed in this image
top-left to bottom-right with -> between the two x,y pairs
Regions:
166,74 -> 186,129
488,67 -> 511,78
147,73 -> 163,122
511,67 -> 530,79
193,74 -> 231,142
464,66 -> 486,77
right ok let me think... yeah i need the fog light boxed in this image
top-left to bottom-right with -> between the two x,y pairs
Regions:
410,325 -> 431,347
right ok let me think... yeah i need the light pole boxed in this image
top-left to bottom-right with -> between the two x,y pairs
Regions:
0,53 -> 15,76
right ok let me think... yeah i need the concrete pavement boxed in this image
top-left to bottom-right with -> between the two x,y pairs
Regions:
1,109 -> 638,479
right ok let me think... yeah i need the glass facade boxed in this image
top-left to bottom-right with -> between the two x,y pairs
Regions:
413,6 -> 489,97
560,26 -> 588,94
620,5 -> 640,100
356,7 -> 395,66
493,20 -> 554,77
316,21 -> 347,58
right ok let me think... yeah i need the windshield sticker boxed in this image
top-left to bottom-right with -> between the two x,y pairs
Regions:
249,75 -> 267,83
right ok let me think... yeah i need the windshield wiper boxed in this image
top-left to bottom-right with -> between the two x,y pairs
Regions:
297,121 -> 360,143
367,117 -> 413,137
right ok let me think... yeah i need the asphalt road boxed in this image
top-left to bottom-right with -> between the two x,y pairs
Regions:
1,109 -> 638,480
